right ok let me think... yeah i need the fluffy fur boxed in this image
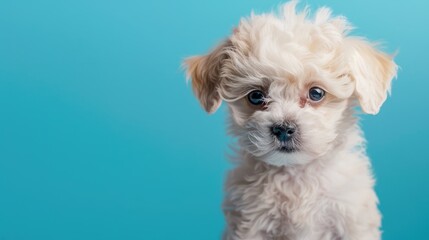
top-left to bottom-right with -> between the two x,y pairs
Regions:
184,1 -> 397,239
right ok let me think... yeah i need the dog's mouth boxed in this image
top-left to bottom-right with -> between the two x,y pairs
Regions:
277,145 -> 298,153
277,142 -> 299,153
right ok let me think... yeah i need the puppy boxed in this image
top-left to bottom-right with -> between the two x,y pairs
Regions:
184,1 -> 397,239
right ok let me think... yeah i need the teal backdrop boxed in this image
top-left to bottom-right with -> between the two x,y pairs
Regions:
0,0 -> 428,239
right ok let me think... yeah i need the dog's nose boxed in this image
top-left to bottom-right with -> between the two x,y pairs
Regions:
271,124 -> 296,142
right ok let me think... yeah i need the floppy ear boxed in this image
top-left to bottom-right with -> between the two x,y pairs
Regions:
184,40 -> 231,114
346,38 -> 398,115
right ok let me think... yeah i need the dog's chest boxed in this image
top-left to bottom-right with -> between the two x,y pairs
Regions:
226,167 -> 339,239
264,174 -> 334,238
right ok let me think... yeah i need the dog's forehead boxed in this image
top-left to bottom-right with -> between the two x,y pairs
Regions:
228,41 -> 338,88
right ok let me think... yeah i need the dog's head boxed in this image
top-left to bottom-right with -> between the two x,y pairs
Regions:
184,2 -> 397,166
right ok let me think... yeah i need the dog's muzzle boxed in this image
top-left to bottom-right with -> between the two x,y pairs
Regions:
271,122 -> 299,152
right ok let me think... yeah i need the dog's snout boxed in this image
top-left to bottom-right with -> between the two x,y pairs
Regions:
271,124 -> 296,142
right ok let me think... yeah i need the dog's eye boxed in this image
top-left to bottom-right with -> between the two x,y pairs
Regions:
308,87 -> 325,102
247,90 -> 265,105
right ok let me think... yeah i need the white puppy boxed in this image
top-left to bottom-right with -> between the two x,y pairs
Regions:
184,1 -> 397,239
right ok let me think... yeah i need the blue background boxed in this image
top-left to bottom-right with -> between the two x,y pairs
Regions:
0,0 -> 427,239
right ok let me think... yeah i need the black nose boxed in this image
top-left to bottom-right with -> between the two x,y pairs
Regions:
271,124 -> 296,142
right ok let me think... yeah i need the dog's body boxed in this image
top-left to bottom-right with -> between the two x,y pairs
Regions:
223,126 -> 380,240
184,2 -> 396,239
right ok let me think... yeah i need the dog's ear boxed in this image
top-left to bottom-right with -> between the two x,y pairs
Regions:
184,40 -> 231,114
346,38 -> 397,115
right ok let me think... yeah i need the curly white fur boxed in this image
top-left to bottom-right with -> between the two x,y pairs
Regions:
184,1 -> 397,239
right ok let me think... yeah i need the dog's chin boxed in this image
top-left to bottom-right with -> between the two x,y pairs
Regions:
262,149 -> 315,167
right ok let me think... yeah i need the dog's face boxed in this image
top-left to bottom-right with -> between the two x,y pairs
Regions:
185,2 -> 397,166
